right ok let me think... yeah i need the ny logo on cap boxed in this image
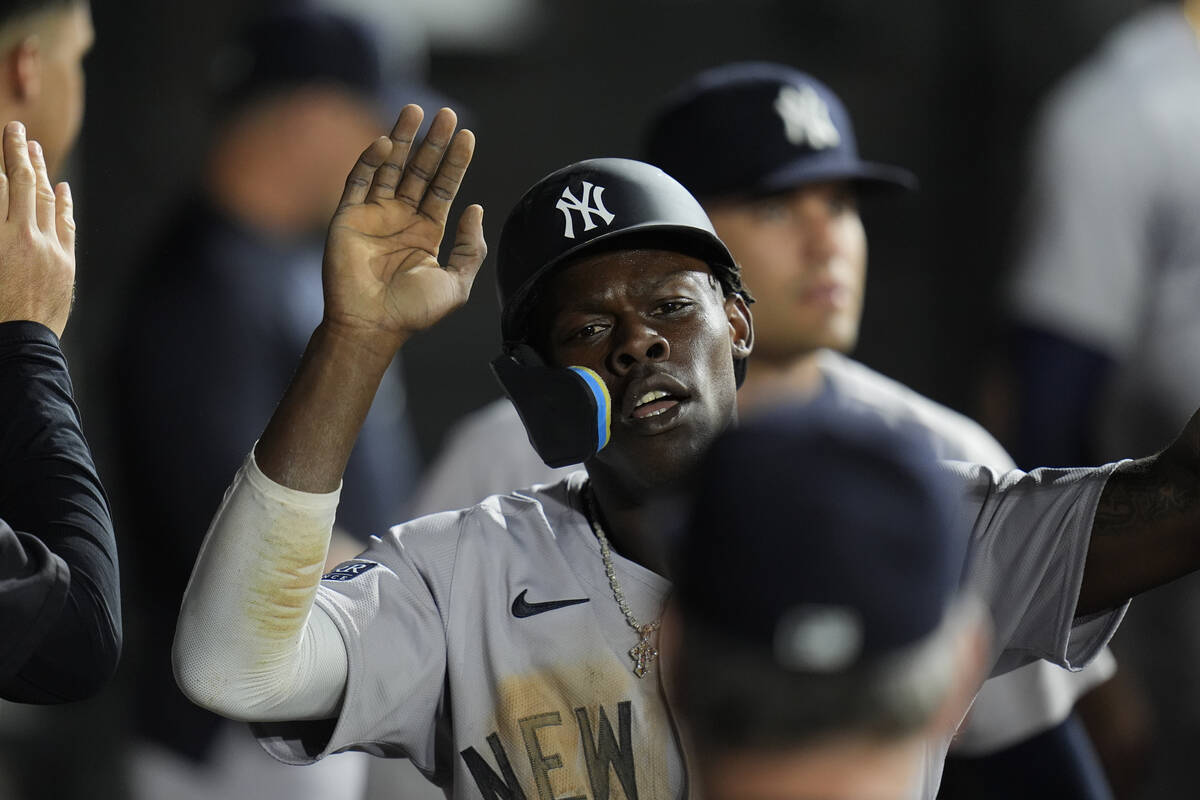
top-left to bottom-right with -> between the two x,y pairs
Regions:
556,181 -> 615,239
774,85 -> 841,150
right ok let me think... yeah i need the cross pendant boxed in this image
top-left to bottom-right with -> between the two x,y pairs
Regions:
629,623 -> 659,678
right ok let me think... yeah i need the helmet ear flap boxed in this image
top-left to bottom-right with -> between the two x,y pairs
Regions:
490,344 -> 612,469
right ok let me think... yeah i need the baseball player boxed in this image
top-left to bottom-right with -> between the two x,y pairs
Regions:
173,104 -> 1196,798
112,11 -> 416,800
410,62 -> 1114,797
1005,3 -> 1200,794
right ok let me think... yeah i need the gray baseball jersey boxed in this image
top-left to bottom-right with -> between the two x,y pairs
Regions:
410,352 -> 1114,757
256,459 -> 1124,799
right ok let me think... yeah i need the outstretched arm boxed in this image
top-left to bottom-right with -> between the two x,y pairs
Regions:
0,120 -> 121,703
1078,411 -> 1200,615
257,104 -> 484,491
173,106 -> 485,720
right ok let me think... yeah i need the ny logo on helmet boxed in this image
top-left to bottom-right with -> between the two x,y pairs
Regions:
774,85 -> 840,150
555,181 -> 616,239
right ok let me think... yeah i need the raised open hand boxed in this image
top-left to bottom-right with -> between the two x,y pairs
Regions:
0,121 -> 76,338
322,105 -> 485,353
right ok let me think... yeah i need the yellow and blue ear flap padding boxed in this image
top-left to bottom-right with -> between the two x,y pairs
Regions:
490,345 -> 613,469
566,366 -> 611,451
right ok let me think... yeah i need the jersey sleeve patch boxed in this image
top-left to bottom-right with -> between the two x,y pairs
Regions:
322,559 -> 379,582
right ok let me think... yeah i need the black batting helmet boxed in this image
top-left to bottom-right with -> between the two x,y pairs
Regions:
496,157 -> 748,343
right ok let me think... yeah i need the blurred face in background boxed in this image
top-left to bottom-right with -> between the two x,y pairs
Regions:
706,181 -> 866,365
5,1 -> 95,177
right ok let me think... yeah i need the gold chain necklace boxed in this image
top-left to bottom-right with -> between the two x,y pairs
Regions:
585,489 -> 661,678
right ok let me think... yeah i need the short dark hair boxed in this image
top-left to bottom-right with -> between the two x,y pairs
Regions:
209,8 -> 384,119
0,0 -> 81,32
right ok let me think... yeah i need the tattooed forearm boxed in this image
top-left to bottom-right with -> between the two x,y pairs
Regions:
1081,438 -> 1200,615
1094,455 -> 1200,537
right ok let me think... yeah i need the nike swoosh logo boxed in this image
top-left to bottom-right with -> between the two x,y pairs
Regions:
511,589 -> 590,618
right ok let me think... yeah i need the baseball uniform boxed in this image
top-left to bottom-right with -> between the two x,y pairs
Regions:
229,453 -> 1124,799
220,358 -> 1126,798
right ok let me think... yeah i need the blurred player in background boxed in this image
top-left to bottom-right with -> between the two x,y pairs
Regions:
1006,2 -> 1200,795
0,0 -> 90,177
111,8 -> 422,800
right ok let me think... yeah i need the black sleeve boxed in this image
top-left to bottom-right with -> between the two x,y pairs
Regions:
0,321 -> 121,702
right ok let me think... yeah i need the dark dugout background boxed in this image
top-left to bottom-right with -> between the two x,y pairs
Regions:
72,0 -> 1152,467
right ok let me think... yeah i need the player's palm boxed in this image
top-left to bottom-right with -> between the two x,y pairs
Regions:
322,106 -> 485,347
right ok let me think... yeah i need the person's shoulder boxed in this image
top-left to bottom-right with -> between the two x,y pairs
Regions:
446,398 -> 566,453
443,397 -> 538,447
1044,7 -> 1192,126
123,200 -> 263,335
821,352 -> 1015,470
394,471 -> 585,547
364,473 -> 586,596
410,398 -> 580,516
821,353 -> 945,424
1105,6 -> 1196,71
820,352 -> 948,421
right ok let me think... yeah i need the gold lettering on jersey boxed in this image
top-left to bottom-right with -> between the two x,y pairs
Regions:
462,661 -> 671,798
576,703 -> 638,800
462,733 -> 527,799
462,701 -> 643,800
520,712 -> 586,800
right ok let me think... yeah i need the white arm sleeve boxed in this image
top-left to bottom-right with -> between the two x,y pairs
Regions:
172,450 -> 350,721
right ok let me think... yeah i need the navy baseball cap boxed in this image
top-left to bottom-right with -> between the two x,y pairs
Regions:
210,6 -> 455,123
211,8 -> 384,106
645,62 -> 916,200
675,402 -> 966,672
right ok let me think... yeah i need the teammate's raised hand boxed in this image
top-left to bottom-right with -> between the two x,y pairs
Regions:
322,105 -> 485,352
0,120 -> 76,338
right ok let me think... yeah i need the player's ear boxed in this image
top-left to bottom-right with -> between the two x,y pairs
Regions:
725,293 -> 753,361
8,34 -> 42,102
